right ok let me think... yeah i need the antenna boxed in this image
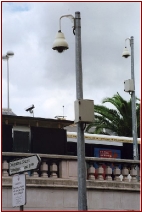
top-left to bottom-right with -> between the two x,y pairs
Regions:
55,105 -> 67,120
63,105 -> 64,118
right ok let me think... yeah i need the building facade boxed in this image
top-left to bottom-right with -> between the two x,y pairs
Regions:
2,114 -> 140,210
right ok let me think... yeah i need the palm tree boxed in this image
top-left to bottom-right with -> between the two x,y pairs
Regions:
85,92 -> 140,137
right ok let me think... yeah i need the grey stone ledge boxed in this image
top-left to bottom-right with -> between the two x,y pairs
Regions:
2,177 -> 140,191
2,152 -> 140,164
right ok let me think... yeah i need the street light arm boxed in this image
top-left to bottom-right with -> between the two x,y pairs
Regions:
59,14 -> 75,31
125,37 -> 131,47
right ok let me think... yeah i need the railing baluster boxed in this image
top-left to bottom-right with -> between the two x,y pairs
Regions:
31,170 -> 39,178
50,162 -> 58,178
105,163 -> 112,181
122,164 -> 129,182
88,164 -> 95,180
25,171 -> 30,178
130,164 -> 137,182
40,160 -> 48,178
97,162 -> 104,181
2,159 -> 9,177
113,164 -> 121,181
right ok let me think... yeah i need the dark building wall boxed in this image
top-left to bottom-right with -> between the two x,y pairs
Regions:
67,142 -> 123,157
2,125 -> 13,152
2,124 -> 67,155
122,143 -> 140,160
67,141 -> 140,160
2,124 -> 140,159
31,127 -> 67,155
13,131 -> 30,153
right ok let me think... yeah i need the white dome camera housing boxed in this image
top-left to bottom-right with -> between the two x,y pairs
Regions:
122,47 -> 130,58
52,30 -> 69,53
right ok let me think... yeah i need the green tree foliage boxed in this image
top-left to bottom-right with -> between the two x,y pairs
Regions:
85,92 -> 140,137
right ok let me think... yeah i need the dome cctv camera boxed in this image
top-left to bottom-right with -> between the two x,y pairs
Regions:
53,46 -> 67,53
122,52 -> 130,58
52,30 -> 69,53
122,54 -> 130,58
122,47 -> 130,58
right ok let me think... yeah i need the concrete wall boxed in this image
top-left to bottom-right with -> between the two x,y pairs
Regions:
2,177 -> 140,211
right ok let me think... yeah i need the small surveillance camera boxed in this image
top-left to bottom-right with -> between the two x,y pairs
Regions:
25,104 -> 35,112
52,31 -> 69,53
122,47 -> 130,58
53,46 -> 68,53
122,54 -> 130,58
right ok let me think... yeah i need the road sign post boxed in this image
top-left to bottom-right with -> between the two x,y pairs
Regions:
12,174 -> 26,209
10,155 -> 41,210
9,155 -> 41,176
20,205 -> 24,211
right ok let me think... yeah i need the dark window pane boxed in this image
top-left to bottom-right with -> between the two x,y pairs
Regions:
2,124 -> 13,152
13,131 -> 30,152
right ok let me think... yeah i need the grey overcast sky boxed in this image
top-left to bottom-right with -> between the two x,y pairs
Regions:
2,2 -> 141,120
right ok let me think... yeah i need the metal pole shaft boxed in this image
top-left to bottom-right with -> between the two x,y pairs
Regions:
20,205 -> 24,211
7,58 -> 10,114
75,11 -> 87,210
130,36 -> 139,160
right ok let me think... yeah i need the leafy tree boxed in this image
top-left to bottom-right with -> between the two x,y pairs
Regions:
86,92 -> 140,137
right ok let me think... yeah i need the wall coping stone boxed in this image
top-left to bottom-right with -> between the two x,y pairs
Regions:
2,177 -> 140,192
2,152 -> 140,164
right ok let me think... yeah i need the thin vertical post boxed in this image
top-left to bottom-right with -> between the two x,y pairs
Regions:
75,11 -> 87,210
7,57 -> 10,114
63,105 -> 64,118
130,36 -> 139,160
20,205 -> 23,211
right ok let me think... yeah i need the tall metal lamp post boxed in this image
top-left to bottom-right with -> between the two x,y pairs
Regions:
2,51 -> 14,114
122,36 -> 139,160
52,12 -> 87,210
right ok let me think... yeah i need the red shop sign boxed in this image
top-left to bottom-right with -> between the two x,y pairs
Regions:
99,150 -> 112,158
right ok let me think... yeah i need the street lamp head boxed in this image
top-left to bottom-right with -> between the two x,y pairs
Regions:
52,30 -> 69,53
2,51 -> 14,60
7,51 -> 14,57
2,55 -> 8,60
122,47 -> 130,58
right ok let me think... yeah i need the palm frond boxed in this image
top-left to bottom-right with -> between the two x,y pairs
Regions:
86,92 -> 140,137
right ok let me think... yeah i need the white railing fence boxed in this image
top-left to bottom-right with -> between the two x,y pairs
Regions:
2,152 -> 140,182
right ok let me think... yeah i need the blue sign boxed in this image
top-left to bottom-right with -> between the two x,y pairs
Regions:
94,148 -> 121,178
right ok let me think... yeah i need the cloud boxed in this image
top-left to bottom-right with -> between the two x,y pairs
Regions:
2,2 -> 140,120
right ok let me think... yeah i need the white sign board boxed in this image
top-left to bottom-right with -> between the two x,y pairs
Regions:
9,155 -> 41,175
12,174 -> 26,207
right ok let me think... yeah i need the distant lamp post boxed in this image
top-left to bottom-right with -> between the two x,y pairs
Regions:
2,51 -> 14,114
52,12 -> 87,210
122,36 -> 139,160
